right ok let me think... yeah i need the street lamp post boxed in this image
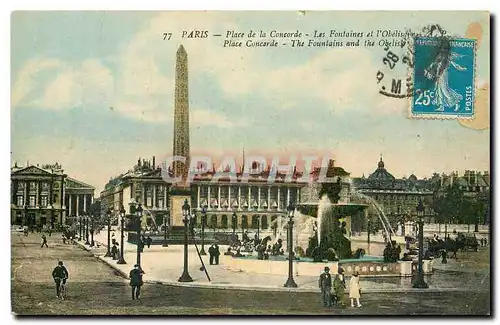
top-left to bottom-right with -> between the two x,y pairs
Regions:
284,202 -> 298,288
162,211 -> 169,247
79,215 -> 82,241
200,206 -> 207,255
84,213 -> 90,245
135,203 -> 143,267
367,218 -> 371,254
104,208 -> 112,257
232,212 -> 237,235
257,218 -> 260,242
412,198 -> 428,289
117,205 -> 127,264
178,199 -> 193,282
90,214 -> 95,247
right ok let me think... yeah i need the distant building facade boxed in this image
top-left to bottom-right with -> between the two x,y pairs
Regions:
352,157 -> 435,226
10,162 -> 95,227
100,157 -> 310,232
352,156 -> 491,227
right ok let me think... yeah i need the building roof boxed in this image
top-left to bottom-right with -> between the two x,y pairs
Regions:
11,164 -> 65,176
367,156 -> 395,181
66,177 -> 95,190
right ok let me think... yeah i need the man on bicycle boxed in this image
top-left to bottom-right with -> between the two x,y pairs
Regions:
52,261 -> 69,298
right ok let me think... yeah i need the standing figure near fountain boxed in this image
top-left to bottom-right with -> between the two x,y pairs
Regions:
332,272 -> 346,307
349,271 -> 362,308
318,266 -> 333,307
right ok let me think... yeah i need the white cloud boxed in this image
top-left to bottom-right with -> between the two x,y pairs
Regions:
11,58 -> 65,107
12,59 -> 114,110
191,108 -> 245,129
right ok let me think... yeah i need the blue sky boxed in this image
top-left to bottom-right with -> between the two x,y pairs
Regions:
11,11 -> 490,193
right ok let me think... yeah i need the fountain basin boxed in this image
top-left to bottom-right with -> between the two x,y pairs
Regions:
226,255 -> 408,277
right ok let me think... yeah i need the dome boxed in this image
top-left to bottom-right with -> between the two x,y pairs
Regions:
368,156 -> 395,181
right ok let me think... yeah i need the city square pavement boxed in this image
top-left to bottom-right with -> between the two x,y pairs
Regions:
11,231 -> 491,315
87,229 -> 490,294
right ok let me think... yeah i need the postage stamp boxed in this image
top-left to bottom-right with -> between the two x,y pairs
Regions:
411,36 -> 476,119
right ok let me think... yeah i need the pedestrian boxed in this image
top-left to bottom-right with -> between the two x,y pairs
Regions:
441,250 -> 448,264
129,264 -> 145,300
349,271 -> 362,308
208,244 -> 216,265
48,228 -> 52,237
111,243 -> 118,260
146,235 -> 152,249
214,244 -> 221,265
52,261 -> 69,298
318,266 -> 333,307
338,265 -> 346,287
62,234 -> 66,244
332,273 -> 346,307
41,234 -> 48,248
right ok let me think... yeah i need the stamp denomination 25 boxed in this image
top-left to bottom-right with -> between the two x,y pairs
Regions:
411,36 -> 476,119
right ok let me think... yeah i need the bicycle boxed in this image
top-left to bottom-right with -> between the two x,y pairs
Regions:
54,277 -> 68,300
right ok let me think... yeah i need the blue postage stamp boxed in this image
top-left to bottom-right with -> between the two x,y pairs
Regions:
411,36 -> 476,118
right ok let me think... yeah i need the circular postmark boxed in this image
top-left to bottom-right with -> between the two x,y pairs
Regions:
376,24 -> 452,100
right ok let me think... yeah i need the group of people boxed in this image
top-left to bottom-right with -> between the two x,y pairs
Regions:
318,266 -> 362,308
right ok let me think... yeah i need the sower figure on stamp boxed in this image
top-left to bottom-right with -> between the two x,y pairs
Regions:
318,266 -> 333,307
129,264 -> 145,300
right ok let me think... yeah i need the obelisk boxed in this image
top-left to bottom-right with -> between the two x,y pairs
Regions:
170,44 -> 192,227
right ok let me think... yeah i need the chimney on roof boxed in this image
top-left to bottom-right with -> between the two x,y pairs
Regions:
152,156 -> 156,169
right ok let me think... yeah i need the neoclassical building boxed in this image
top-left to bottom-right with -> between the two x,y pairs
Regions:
100,157 -> 311,231
10,162 -> 95,227
352,157 -> 435,226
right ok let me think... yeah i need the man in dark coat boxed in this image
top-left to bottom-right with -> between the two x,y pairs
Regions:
111,243 -> 118,260
214,244 -> 221,265
52,261 -> 69,298
208,244 -> 216,265
41,234 -> 48,248
318,266 -> 333,307
146,236 -> 153,248
129,264 -> 145,300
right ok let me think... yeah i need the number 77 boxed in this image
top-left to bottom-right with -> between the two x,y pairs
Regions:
163,33 -> 172,40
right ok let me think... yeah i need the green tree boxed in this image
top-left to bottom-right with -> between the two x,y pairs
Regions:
431,183 -> 464,225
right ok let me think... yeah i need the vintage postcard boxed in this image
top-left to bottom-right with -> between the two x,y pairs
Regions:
10,11 -> 490,316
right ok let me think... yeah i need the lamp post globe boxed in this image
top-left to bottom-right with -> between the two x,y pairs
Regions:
284,201 -> 298,288
178,199 -> 193,282
200,206 -> 207,255
412,198 -> 428,289
104,207 -> 112,257
117,205 -> 127,264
